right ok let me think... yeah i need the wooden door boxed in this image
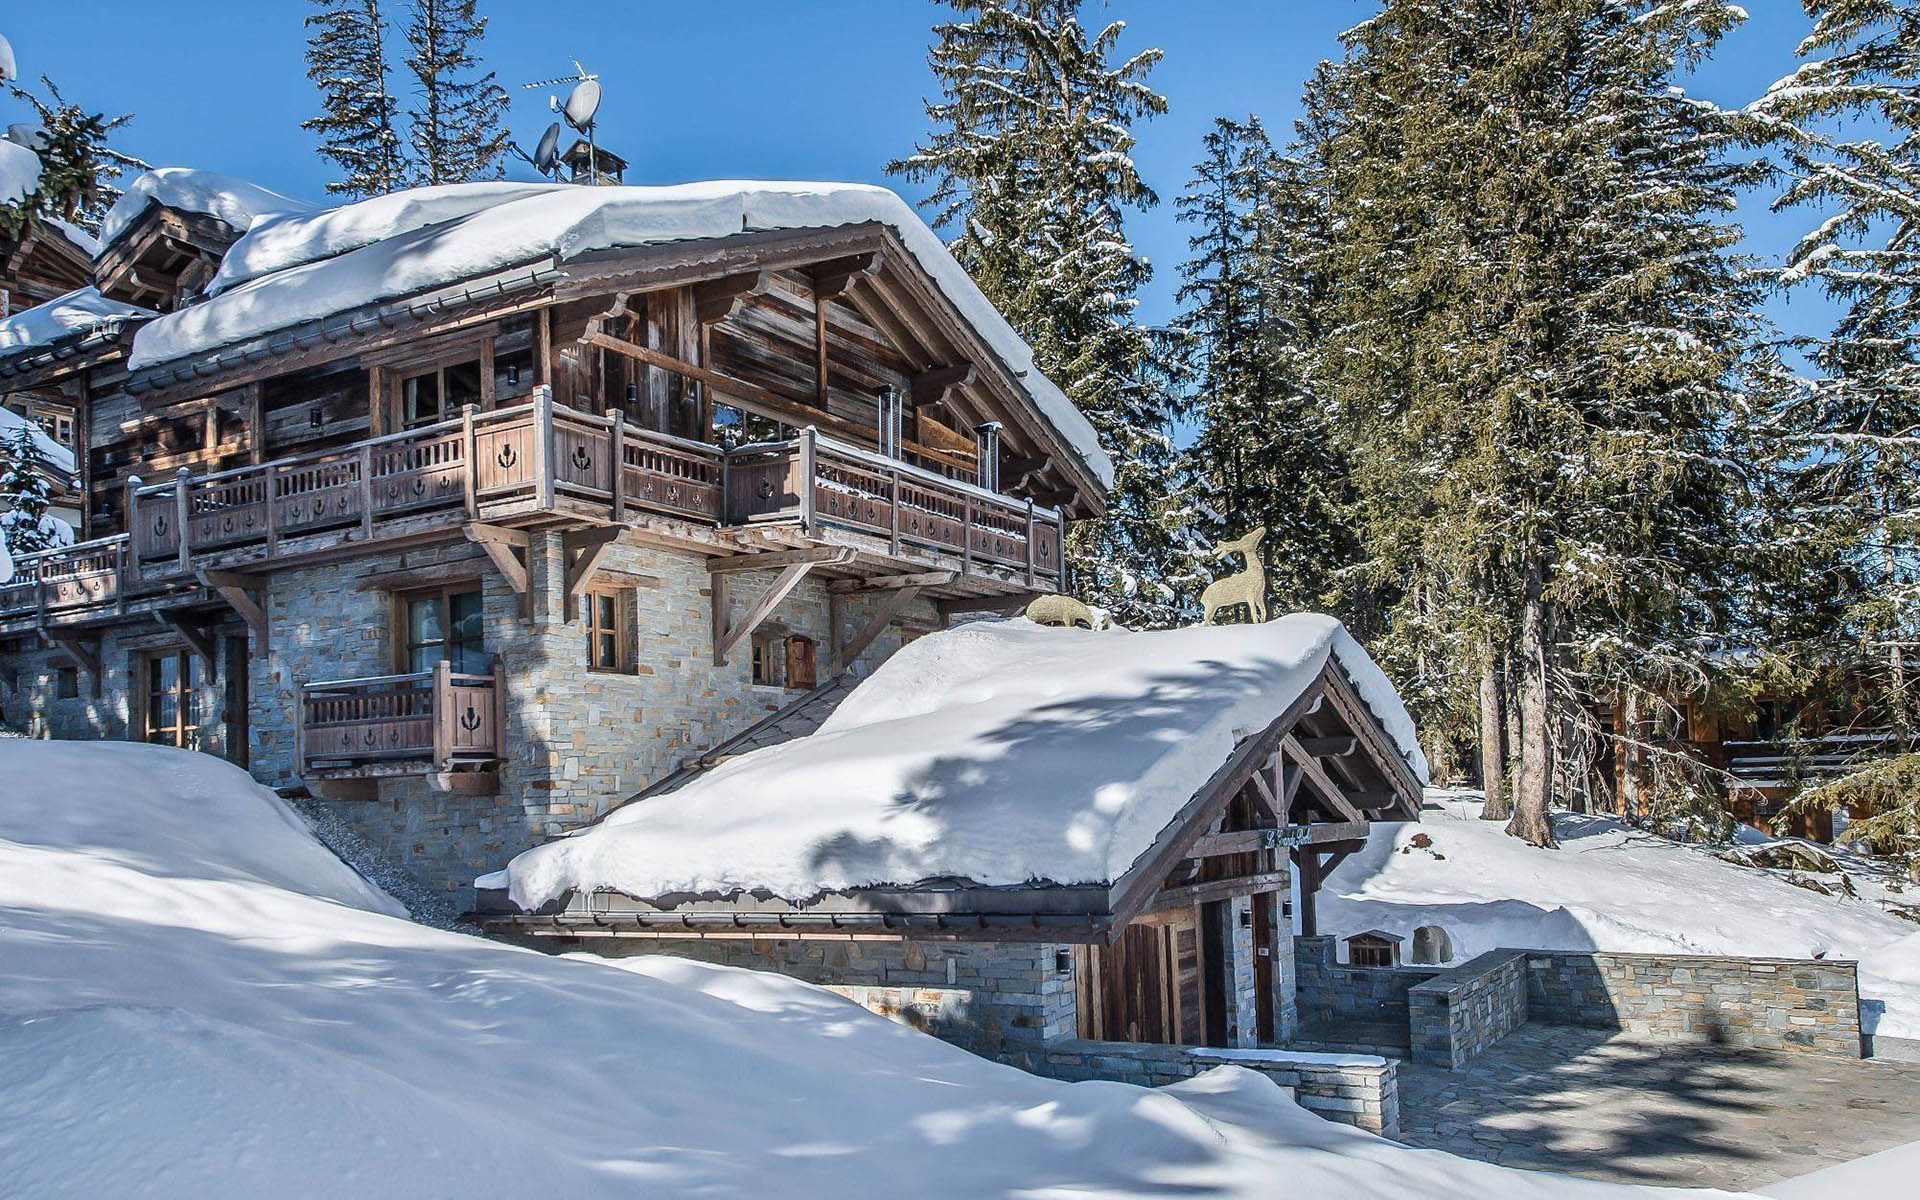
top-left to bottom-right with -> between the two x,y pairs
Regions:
1252,892 -> 1277,1043
224,635 -> 249,769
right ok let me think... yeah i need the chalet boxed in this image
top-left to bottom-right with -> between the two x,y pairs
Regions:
0,170 -> 1110,889
478,615 -> 1426,1062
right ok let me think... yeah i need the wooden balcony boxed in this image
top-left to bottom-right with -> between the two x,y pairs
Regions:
296,660 -> 503,778
0,391 -> 1065,632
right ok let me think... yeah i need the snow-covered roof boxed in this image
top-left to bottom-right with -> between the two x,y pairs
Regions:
98,167 -> 314,251
44,216 -> 99,258
0,137 -> 39,208
494,614 -> 1425,910
126,179 -> 1114,488
0,286 -> 152,369
0,405 -> 74,476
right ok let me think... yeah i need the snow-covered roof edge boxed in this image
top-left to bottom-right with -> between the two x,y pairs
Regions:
126,181 -> 1114,489
98,167 -> 315,253
0,286 -> 154,373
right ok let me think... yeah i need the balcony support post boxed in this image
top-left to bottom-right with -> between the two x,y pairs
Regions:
831,583 -> 931,675
461,404 -> 479,518
562,526 -> 624,619
198,569 -> 269,650
1025,499 -> 1037,588
124,475 -> 143,583
432,658 -> 452,772
799,427 -> 818,534
708,546 -> 854,666
609,407 -> 627,520
534,386 -> 556,511
358,444 -> 375,539
463,522 -> 532,620
174,468 -> 192,573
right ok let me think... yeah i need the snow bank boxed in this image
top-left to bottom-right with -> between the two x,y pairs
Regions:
98,167 -> 314,250
499,615 -> 1425,910
127,179 -> 1114,487
1762,1138 -> 1920,1198
0,136 -> 40,208
0,738 -> 1736,1198
1320,790 -> 1920,1039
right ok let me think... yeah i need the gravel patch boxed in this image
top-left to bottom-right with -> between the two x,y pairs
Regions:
282,791 -> 472,931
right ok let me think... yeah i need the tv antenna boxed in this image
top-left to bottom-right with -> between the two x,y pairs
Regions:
521,62 -> 606,184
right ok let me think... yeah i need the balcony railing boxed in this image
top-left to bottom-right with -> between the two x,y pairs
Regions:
296,660 -> 502,775
2,390 -> 1066,625
0,535 -> 130,620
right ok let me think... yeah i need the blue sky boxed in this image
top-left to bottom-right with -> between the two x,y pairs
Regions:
3,0 -> 1838,339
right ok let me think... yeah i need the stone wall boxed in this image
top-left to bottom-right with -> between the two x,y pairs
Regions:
1031,1040 -> 1399,1138
1407,950 -> 1530,1069
3,619 -> 244,762
251,530 -> 938,896
556,935 -> 1076,1062
1294,934 -> 1440,1031
1524,951 -> 1862,1057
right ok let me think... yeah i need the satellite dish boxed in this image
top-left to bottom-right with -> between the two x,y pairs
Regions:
533,122 -> 564,175
562,79 -> 602,132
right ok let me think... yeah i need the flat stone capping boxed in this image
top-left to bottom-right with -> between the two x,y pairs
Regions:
1030,1039 -> 1399,1140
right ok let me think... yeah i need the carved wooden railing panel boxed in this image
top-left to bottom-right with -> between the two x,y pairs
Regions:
0,536 -> 129,619
618,426 -> 725,522
297,660 -> 501,774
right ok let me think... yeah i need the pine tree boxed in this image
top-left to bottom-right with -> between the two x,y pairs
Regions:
303,0 -> 408,198
0,422 -> 56,557
5,76 -> 145,234
1175,115 -> 1361,621
1751,0 -> 1920,854
891,1 -> 1187,626
1313,0 -> 1760,845
403,0 -> 509,186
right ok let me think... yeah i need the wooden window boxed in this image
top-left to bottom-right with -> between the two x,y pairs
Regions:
751,629 -> 785,687
1350,943 -> 1394,968
399,586 -> 487,674
582,588 -> 629,673
55,666 -> 78,700
143,650 -> 200,749
393,354 -> 487,431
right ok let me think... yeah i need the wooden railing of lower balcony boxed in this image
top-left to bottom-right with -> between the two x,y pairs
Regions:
0,535 -> 131,621
296,659 -> 502,775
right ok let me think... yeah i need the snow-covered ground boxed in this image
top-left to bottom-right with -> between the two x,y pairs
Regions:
2,740 -> 1750,1198
1320,790 -> 1920,1040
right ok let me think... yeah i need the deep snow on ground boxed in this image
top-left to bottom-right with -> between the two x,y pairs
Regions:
1321,790 -> 1920,1040
1762,1138 -> 1920,1198
0,740 -> 1747,1198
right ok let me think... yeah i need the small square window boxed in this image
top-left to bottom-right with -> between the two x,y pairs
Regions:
55,666 -> 79,700
583,588 -> 629,673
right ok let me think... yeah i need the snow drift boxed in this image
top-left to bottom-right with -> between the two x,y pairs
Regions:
496,614 -> 1427,911
1320,790 -> 1920,1040
99,166 -> 313,249
0,739 -> 1736,1198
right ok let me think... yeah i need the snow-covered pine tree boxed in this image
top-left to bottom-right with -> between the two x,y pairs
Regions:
890,1 -> 1188,626
1750,0 -> 1920,854
5,77 -> 144,234
303,0 -> 408,198
0,421 -> 56,557
403,0 -> 509,186
1175,115 -> 1361,621
1314,0 -> 1760,846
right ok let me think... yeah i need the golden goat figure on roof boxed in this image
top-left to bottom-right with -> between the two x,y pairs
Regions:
1200,526 -> 1268,625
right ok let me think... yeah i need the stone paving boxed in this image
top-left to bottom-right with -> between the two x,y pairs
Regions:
1395,1024 -> 1920,1191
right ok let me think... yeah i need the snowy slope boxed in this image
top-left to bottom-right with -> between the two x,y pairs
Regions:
496,615 -> 1426,910
125,178 -> 1113,488
0,739 -> 1742,1198
1320,791 -> 1920,1040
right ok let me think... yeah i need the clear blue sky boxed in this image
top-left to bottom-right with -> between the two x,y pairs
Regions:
2,0 -> 1838,340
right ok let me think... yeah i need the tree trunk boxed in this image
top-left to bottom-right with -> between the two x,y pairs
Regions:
1478,648 -> 1512,821
1507,589 -> 1559,847
1618,687 -> 1646,820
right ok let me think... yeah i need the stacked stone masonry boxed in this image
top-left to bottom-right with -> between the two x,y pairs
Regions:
1030,1040 -> 1400,1139
1407,950 -> 1530,1070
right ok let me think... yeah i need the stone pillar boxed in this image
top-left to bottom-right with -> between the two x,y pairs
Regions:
1224,895 -> 1259,1047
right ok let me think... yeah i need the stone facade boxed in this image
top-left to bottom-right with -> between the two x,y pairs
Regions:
1523,950 -> 1863,1057
1030,1040 -> 1400,1138
1407,949 -> 1530,1069
557,935 -> 1077,1062
1295,934 -> 1440,1033
6,527 -> 938,899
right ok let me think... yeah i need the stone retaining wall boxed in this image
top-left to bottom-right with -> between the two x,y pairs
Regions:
1524,951 -> 1862,1057
1030,1040 -> 1399,1138
1407,950 -> 1530,1069
1294,934 -> 1440,1029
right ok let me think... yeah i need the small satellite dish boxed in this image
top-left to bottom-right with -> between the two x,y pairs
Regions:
533,122 -> 564,175
562,79 -> 602,132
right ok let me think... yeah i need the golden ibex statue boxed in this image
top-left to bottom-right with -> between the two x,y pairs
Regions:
1200,526 -> 1268,625
1026,594 -> 1107,630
